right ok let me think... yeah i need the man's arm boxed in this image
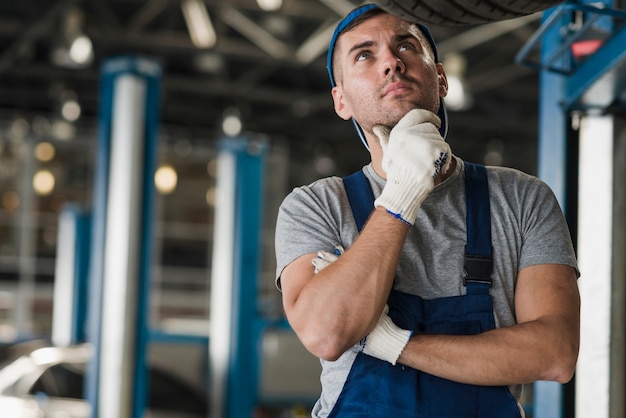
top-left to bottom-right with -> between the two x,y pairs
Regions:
396,263 -> 580,385
281,207 -> 408,361
281,110 -> 452,362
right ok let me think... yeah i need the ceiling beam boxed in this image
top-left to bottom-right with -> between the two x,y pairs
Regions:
437,13 -> 541,57
295,18 -> 338,65
218,6 -> 293,60
127,0 -> 169,32
315,0 -> 356,17
0,0 -> 82,74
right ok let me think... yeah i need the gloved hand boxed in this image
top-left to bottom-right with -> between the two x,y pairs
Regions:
360,304 -> 412,366
311,247 -> 411,365
373,109 -> 451,226
312,245 -> 344,273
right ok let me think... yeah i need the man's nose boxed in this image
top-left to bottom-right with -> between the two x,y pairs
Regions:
381,49 -> 405,77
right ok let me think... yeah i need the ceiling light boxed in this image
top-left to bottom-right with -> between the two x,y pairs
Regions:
9,118 -> 29,139
51,8 -> 93,68
182,0 -> 217,48
51,120 -> 75,141
1,191 -> 20,211
445,76 -> 468,110
257,0 -> 282,11
34,142 -> 56,162
443,53 -> 472,111
207,159 -> 218,178
154,165 -> 178,194
68,35 -> 93,65
205,187 -> 217,207
33,170 -> 55,196
61,99 -> 81,122
222,108 -> 242,137
193,52 -> 224,73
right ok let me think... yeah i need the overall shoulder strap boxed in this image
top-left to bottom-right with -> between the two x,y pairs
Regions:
342,170 -> 375,232
463,162 -> 493,289
343,163 -> 493,289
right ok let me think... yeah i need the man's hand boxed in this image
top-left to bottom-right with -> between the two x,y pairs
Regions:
373,109 -> 451,226
360,305 -> 412,366
311,248 -> 411,366
312,245 -> 344,273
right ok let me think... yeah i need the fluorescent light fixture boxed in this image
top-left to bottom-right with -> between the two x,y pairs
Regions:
182,0 -> 217,49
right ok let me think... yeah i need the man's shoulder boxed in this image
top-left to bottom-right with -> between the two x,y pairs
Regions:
485,164 -> 534,179
280,174 -> 349,210
483,165 -> 560,211
484,165 -> 545,189
291,175 -> 347,196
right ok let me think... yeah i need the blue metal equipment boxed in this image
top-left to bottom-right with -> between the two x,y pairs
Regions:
516,2 -> 626,417
85,55 -> 162,418
209,136 -> 268,418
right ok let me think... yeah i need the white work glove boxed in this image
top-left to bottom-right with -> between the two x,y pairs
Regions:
311,248 -> 411,365
360,304 -> 412,366
373,109 -> 451,226
312,245 -> 344,273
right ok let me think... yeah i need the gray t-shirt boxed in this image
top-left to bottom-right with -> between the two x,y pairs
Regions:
274,157 -> 578,417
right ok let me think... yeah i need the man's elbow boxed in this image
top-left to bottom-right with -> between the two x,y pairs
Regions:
546,342 -> 579,384
554,356 -> 578,384
299,330 -> 353,361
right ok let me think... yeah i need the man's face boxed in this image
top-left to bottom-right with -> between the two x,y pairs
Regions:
331,13 -> 447,137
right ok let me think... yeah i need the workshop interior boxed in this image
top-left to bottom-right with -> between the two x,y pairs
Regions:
0,0 -> 625,417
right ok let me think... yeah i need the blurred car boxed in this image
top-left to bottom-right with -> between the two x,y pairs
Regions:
0,344 -> 208,418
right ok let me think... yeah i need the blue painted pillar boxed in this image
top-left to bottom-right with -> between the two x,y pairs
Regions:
534,5 -> 573,418
85,55 -> 162,418
209,136 -> 267,418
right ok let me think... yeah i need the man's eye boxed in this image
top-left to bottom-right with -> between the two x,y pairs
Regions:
398,42 -> 415,52
356,51 -> 371,61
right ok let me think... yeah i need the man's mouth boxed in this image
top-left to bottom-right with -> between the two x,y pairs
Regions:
383,81 -> 411,97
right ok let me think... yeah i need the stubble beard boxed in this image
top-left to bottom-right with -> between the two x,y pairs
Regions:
374,75 -> 439,129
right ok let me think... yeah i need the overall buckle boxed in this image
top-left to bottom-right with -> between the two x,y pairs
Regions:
463,252 -> 493,287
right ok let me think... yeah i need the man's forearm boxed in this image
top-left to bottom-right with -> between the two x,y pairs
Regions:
283,207 -> 410,360
398,318 -> 578,386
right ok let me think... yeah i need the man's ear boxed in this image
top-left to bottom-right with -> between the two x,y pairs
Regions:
331,86 -> 352,121
437,63 -> 448,98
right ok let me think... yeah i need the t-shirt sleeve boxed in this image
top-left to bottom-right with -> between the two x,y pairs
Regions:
518,178 -> 579,276
274,179 -> 346,289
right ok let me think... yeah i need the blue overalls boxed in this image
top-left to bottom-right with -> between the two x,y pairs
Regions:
330,162 -> 522,417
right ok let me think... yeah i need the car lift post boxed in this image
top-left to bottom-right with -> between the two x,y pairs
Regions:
85,55 -> 162,418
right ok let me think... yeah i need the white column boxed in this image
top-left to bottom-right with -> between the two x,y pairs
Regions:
99,74 -> 146,418
576,114 -> 613,418
209,149 -> 237,418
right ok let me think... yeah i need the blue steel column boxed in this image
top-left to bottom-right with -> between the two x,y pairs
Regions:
229,137 -> 266,418
209,136 -> 266,418
533,1 -> 624,417
534,6 -> 572,418
85,55 -> 162,418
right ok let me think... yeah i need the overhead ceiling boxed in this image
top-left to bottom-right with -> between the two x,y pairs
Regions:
0,0 -> 549,179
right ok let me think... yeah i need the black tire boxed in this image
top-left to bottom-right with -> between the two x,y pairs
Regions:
374,0 -> 565,26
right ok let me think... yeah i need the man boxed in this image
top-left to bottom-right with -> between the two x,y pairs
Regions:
275,4 -> 580,417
